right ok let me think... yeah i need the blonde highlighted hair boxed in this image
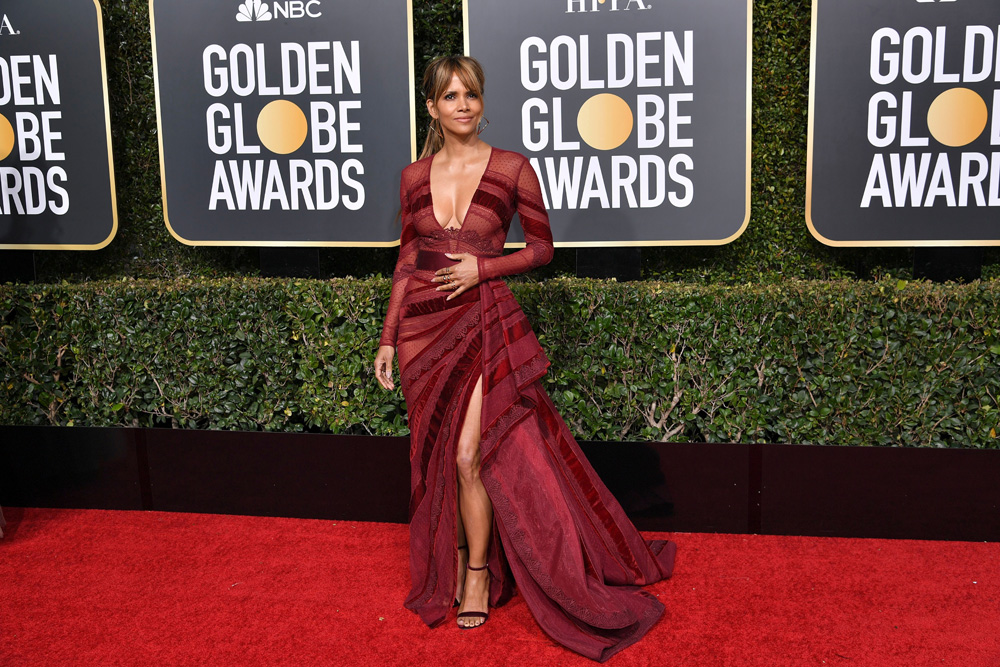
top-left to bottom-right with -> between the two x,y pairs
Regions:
419,56 -> 486,160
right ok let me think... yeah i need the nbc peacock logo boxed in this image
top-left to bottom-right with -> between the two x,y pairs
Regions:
236,0 -> 272,22
235,0 -> 323,22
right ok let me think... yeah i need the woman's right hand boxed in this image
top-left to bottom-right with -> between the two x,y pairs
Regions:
374,345 -> 396,391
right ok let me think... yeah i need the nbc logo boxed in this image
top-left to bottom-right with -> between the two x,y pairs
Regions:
236,0 -> 322,22
0,14 -> 20,35
237,0 -> 271,21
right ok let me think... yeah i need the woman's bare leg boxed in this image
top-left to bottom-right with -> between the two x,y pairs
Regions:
455,493 -> 468,603
455,376 -> 491,627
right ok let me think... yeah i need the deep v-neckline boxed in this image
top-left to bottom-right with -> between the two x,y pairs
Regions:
428,146 -> 494,231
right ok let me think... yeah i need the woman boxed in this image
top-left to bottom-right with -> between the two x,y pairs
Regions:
374,55 -> 676,662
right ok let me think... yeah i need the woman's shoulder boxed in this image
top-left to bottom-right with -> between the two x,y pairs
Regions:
401,147 -> 528,181
490,146 -> 529,164
400,155 -> 433,188
402,154 -> 433,176
487,147 -> 532,180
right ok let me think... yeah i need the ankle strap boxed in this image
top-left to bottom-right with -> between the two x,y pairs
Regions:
467,562 -> 488,571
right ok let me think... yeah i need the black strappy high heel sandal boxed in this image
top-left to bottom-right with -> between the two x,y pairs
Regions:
456,562 -> 490,630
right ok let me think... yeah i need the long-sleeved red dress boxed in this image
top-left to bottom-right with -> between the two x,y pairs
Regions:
380,147 -> 676,662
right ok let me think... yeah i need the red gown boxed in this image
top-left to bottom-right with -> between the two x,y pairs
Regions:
380,147 -> 676,662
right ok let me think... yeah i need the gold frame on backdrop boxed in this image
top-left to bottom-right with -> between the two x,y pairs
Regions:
150,0 -> 417,247
0,0 -> 119,251
805,0 -> 1000,247
462,0 -> 753,248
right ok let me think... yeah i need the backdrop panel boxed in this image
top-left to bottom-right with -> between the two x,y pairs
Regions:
150,0 -> 414,246
0,0 -> 117,250
808,0 -> 1000,246
465,0 -> 751,246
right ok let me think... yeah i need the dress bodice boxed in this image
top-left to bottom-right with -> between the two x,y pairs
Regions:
379,148 -> 553,347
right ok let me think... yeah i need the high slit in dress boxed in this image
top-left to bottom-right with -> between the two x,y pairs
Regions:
380,148 -> 676,662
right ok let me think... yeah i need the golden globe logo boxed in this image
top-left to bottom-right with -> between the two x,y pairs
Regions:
202,40 -> 364,211
566,0 -> 650,13
861,25 -> 1000,208
521,31 -> 694,210
0,54 -> 69,216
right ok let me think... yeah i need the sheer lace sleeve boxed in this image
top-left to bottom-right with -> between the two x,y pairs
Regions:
477,157 -> 554,281
379,171 -> 420,348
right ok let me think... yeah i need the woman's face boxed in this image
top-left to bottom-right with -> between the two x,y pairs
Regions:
427,73 -> 483,140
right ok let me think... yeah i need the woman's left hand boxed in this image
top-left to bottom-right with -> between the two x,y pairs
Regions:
434,253 -> 480,300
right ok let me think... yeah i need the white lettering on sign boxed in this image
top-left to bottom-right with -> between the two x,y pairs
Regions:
0,54 -> 69,216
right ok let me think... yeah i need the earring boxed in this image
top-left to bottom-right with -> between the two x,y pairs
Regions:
477,116 -> 490,135
427,120 -> 443,140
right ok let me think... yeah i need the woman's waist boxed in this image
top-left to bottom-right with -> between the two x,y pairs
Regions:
400,251 -> 484,318
414,246 -> 501,270
415,250 -> 460,272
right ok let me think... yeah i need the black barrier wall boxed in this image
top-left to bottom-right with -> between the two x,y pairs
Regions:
2,427 -> 998,541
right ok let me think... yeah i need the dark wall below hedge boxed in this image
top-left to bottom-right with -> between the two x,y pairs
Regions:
3,278 -> 998,448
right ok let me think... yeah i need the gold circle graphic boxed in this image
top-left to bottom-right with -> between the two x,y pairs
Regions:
577,94 -> 633,151
926,88 -> 988,148
0,114 -> 14,161
257,100 -> 308,155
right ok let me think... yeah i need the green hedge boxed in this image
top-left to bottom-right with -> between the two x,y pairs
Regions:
3,278 -> 998,447
30,0 -> 999,283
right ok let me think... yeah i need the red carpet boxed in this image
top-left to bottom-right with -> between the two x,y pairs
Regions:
0,508 -> 997,666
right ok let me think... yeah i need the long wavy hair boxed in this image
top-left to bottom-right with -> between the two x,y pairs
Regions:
419,56 -> 486,160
